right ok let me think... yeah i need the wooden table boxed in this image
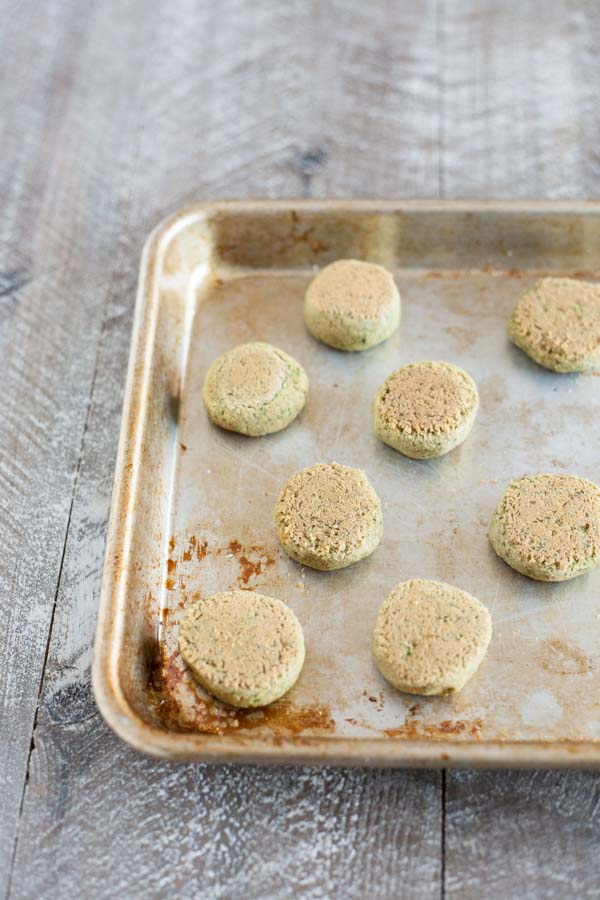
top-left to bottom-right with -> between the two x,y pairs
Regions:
2,2 -> 599,897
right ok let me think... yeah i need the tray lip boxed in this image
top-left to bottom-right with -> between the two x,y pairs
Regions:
92,198 -> 600,768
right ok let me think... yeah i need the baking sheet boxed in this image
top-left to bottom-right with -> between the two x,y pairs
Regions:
93,201 -> 600,766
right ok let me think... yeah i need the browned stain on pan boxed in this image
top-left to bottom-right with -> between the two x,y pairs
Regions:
361,688 -> 385,711
196,539 -> 209,560
143,639 -> 196,732
540,638 -> 593,676
144,639 -> 334,736
446,325 -> 478,351
226,537 -> 277,584
345,700 -> 482,741
238,557 -> 262,583
573,269 -> 600,279
290,210 -> 329,254
383,702 -> 483,741
344,717 -> 384,734
166,533 -> 276,587
384,719 -> 483,741
237,701 -> 334,735
186,534 -> 208,560
419,267 -> 527,281
220,536 -> 276,583
419,270 -> 460,280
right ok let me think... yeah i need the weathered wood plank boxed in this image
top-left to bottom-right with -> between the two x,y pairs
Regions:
16,725 -> 442,900
445,770 -> 600,900
439,0 -> 600,198
304,0 -> 441,198
10,2 -> 444,898
440,3 -> 600,898
0,0 -> 150,889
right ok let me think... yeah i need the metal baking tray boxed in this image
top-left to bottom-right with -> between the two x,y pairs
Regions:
93,200 -> 600,767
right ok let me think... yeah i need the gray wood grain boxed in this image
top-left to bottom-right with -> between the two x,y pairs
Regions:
7,2 -> 444,899
0,0 -> 150,888
13,725 -> 441,900
3,0 -> 600,898
439,0 -> 600,199
445,770 -> 600,900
